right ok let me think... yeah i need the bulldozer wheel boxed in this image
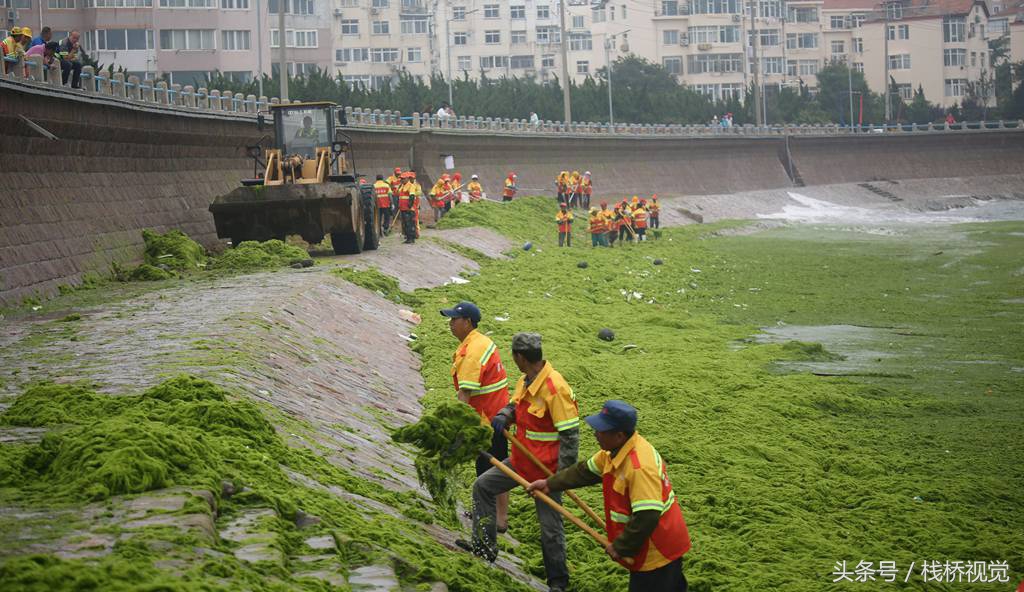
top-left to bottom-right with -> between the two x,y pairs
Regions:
363,213 -> 380,251
331,229 -> 363,255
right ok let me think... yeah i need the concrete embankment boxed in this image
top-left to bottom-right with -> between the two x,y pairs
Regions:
3,81 -> 1024,305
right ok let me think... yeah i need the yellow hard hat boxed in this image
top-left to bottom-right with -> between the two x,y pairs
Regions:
19,26 -> 32,38
10,26 -> 22,36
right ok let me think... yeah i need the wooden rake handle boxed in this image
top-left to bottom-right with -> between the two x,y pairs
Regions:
501,428 -> 605,527
484,453 -> 633,565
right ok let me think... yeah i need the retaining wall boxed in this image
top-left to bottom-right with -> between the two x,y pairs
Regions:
3,81 -> 1023,306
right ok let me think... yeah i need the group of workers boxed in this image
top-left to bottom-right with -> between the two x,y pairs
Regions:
443,301 -> 691,592
555,195 -> 662,248
3,26 -> 82,86
370,168 -> 501,244
555,170 -> 593,210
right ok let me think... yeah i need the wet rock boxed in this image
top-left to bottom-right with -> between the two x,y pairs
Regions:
598,328 -> 615,342
234,542 -> 283,564
298,258 -> 315,268
295,569 -> 346,587
577,261 -> 589,269
348,564 -> 400,591
294,509 -> 321,529
290,262 -> 304,269
304,535 -> 337,551
221,480 -> 236,498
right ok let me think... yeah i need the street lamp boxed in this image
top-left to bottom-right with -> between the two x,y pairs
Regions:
445,7 -> 479,107
603,29 -> 630,126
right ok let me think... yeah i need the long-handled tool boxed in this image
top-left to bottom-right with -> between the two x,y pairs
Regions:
483,452 -> 632,565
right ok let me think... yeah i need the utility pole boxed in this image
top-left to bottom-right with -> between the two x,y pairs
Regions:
848,39 -> 855,129
257,0 -> 264,98
750,0 -> 762,125
605,38 -> 614,125
558,0 -> 572,123
278,0 -> 288,100
445,4 -> 453,107
882,0 -> 890,122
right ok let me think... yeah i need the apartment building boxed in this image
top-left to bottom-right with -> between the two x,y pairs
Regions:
3,0 -> 331,86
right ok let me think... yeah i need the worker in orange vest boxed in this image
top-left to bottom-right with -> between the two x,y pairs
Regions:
649,195 -> 661,229
555,202 -> 573,247
555,171 -> 569,203
409,171 -> 423,238
373,174 -> 393,235
463,332 -> 578,592
633,200 -> 649,241
502,172 -> 517,202
467,174 -> 483,202
451,171 -> 463,207
430,173 -> 451,222
528,400 -> 691,592
588,207 -> 609,247
442,301 -> 512,534
397,172 -> 417,244
581,171 -> 593,209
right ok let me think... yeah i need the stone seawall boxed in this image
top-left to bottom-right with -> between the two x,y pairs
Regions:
3,81 -> 1024,306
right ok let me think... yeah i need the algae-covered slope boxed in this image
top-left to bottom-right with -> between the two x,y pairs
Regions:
410,197 -> 1023,590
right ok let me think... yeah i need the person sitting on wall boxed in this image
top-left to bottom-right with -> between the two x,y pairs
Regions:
57,30 -> 82,88
26,41 -> 60,81
30,26 -> 51,49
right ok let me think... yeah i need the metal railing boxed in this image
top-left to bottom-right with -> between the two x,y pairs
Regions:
4,54 -> 1023,137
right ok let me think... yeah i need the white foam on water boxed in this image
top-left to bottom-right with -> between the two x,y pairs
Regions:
758,192 -> 989,225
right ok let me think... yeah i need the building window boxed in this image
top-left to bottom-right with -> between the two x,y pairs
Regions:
786,6 -> 817,22
341,19 -> 359,35
483,4 -> 499,18
786,59 -> 818,76
452,5 -> 465,19
336,47 -> 369,61
453,32 -> 467,45
372,0 -> 388,6
342,74 -> 371,89
693,83 -> 743,100
944,48 -> 966,66
758,29 -> 779,46
896,83 -> 913,100
593,6 -> 606,22
48,0 -> 76,7
221,0 -> 248,6
94,28 -> 155,50
457,55 -> 471,70
400,16 -> 428,34
663,30 -> 679,45
510,55 -> 534,69
830,15 -> 847,29
852,62 -> 864,72
87,0 -> 153,6
160,29 -> 215,50
537,4 -> 550,19
853,37 -> 863,53
159,0 -> 214,7
372,21 -> 389,34
758,0 -> 781,18
943,16 -> 965,42
295,30 -> 318,47
831,40 -> 845,55
785,33 -> 818,49
687,53 -> 742,73
576,60 -> 589,74
542,54 -> 555,68
479,55 -> 508,68
887,54 -> 911,69
572,15 -> 585,28
484,30 -> 501,44
970,51 -> 976,66
370,47 -> 399,62
268,0 -> 314,14
944,78 -> 967,97
689,25 -> 740,44
221,29 -> 251,50
851,14 -> 865,27
762,56 -> 783,74
886,2 -> 902,19
511,30 -> 527,44
569,32 -> 593,51
887,24 -> 909,40
407,47 -> 421,62
338,0 -> 358,6
510,4 -> 525,19
663,56 -> 682,74
690,0 -> 739,14
661,0 -> 678,15
536,26 -> 560,44
990,18 -> 1008,36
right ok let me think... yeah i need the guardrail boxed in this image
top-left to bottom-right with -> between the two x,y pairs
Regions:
5,54 -> 1023,136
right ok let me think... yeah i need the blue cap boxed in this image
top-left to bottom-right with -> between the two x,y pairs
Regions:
584,400 -> 638,433
440,301 -> 481,324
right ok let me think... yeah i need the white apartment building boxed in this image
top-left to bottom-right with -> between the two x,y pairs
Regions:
2,0 -> 1001,110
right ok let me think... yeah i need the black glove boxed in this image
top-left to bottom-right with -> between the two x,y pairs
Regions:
491,404 -> 515,433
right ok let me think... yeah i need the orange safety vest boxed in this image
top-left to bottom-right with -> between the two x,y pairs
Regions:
600,443 -> 691,572
511,376 -> 577,482
582,179 -> 593,195
397,184 -> 413,211
451,335 -> 510,420
503,178 -> 516,198
374,182 -> 391,208
634,209 -> 649,229
589,216 -> 607,234
556,211 -> 573,233
650,201 -> 660,216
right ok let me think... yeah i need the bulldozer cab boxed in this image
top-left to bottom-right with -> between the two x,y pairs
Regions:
256,102 -> 353,186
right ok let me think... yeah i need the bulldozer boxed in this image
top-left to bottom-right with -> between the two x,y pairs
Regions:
209,101 -> 379,255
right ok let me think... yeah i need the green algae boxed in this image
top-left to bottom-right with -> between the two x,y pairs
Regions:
407,201 -> 1023,590
392,402 -> 492,525
211,240 -> 309,271
333,267 -> 423,306
141,230 -> 207,271
128,263 -> 175,281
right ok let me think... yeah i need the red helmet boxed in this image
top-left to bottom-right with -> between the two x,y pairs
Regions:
441,173 -> 451,181
394,167 -> 402,174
